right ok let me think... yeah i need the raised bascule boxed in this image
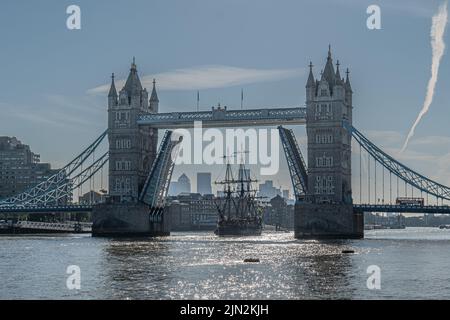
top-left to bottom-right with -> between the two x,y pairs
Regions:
2,47 -> 450,238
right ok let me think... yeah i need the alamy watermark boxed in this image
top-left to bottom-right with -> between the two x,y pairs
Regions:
171,121 -> 280,176
66,5 -> 81,30
367,5 -> 381,30
66,265 -> 81,290
366,265 -> 381,290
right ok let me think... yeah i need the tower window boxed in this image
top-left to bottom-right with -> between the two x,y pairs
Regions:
316,155 -> 333,167
116,139 -> 131,149
315,103 -> 332,120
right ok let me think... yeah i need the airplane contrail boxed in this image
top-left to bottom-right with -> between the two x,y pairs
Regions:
401,1 -> 448,153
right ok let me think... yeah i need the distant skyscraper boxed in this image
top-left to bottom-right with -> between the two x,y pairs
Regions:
178,174 -> 191,193
258,180 -> 282,200
169,173 -> 191,195
197,172 -> 212,195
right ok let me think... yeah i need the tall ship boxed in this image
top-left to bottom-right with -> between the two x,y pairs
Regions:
214,154 -> 263,236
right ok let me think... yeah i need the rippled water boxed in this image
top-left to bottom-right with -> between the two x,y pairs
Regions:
1,228 -> 450,299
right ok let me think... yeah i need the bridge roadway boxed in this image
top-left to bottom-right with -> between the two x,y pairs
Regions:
0,204 -> 93,213
354,204 -> 450,214
137,107 -> 307,128
2,203 -> 450,214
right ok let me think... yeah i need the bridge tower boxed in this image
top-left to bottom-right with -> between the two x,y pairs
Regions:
92,59 -> 167,237
295,47 -> 363,239
107,59 -> 158,201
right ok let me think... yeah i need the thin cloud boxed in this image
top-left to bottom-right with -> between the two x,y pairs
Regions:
87,65 -> 303,95
0,96 -> 103,130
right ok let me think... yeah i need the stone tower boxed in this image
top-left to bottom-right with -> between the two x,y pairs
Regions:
295,47 -> 363,239
107,59 -> 158,201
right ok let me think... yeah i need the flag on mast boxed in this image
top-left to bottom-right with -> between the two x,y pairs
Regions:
197,90 -> 200,111
241,88 -> 244,109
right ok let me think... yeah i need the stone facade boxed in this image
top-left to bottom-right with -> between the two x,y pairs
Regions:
295,47 -> 363,239
92,59 -> 169,237
107,59 -> 158,201
166,193 -> 217,231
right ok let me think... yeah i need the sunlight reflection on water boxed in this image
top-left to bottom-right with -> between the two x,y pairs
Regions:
1,228 -> 450,299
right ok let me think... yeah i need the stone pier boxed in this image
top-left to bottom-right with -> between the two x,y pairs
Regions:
92,202 -> 170,237
294,203 -> 363,239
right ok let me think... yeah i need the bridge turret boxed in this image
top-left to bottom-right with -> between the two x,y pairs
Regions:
321,45 -> 336,93
119,58 -> 149,110
306,62 -> 316,102
345,68 -> 353,107
108,73 -> 118,108
149,79 -> 159,113
333,61 -> 345,100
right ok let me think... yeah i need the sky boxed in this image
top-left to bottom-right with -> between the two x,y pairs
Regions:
0,0 -> 449,201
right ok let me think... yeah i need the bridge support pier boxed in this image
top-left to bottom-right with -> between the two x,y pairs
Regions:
91,202 -> 170,237
294,203 -> 364,239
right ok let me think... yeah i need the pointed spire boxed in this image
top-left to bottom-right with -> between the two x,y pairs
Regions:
123,57 -> 143,96
306,61 -> 315,87
335,60 -> 344,85
108,73 -> 118,97
322,45 -> 335,84
150,78 -> 159,102
345,68 -> 353,92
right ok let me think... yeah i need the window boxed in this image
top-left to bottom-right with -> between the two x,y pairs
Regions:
315,133 -> 333,144
316,155 -> 333,168
116,139 -> 131,149
315,103 -> 332,120
114,111 -> 130,128
115,160 -> 132,171
314,176 -> 335,194
115,178 -> 121,192
114,177 -> 132,193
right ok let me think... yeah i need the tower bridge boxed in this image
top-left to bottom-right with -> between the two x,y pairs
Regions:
2,47 -> 450,238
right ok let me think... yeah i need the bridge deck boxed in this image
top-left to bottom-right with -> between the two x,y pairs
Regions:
3,203 -> 450,215
137,107 -> 307,128
0,205 -> 93,213
354,204 -> 450,214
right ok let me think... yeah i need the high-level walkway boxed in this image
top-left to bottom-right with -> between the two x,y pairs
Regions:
137,107 -> 306,128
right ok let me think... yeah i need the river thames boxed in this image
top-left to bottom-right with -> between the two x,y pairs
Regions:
1,227 -> 450,299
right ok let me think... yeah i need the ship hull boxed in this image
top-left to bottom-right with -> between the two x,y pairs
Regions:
214,223 -> 262,237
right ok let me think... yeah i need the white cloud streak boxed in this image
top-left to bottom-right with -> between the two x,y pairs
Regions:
401,1 -> 448,153
87,65 -> 303,95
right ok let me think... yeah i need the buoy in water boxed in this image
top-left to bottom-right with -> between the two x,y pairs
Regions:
342,250 -> 354,254
244,258 -> 260,263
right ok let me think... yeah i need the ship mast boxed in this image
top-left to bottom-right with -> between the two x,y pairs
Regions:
215,155 -> 236,218
234,151 -> 259,218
